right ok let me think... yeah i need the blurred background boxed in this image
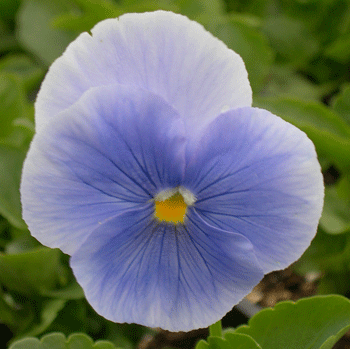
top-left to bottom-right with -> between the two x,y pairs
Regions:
1,0 -> 350,348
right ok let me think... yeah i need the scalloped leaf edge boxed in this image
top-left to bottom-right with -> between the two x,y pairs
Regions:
9,332 -> 118,349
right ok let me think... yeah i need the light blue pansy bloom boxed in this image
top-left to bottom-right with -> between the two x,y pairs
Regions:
21,11 -> 324,332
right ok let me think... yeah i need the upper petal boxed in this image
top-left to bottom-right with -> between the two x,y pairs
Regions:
21,84 -> 186,255
71,207 -> 263,332
35,11 -> 251,132
184,107 -> 324,273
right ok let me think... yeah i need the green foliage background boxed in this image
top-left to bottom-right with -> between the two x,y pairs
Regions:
1,0 -> 350,348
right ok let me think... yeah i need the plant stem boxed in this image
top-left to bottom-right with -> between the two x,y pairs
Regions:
209,320 -> 222,337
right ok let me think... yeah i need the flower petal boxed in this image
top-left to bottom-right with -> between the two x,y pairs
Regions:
184,107 -> 324,273
35,11 -> 251,132
71,206 -> 263,332
21,84 -> 186,255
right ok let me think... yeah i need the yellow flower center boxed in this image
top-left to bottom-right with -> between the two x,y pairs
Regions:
154,192 -> 187,224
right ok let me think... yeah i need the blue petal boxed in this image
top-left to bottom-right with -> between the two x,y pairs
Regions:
184,107 -> 324,273
21,84 -> 186,255
35,11 -> 251,132
70,206 -> 263,332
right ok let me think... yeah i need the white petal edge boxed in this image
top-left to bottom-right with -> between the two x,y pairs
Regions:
35,10 -> 252,132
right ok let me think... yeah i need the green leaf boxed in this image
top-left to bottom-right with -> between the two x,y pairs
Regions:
11,338 -> 42,349
175,0 -> 225,19
42,280 -> 85,300
0,0 -> 20,22
52,0 -> 123,33
0,292 -> 17,327
325,32 -> 350,63
0,247 -> 64,295
195,339 -> 209,349
271,0 -> 325,30
320,185 -> 350,234
207,337 -> 230,349
0,55 -> 45,92
127,0 -> 175,13
0,290 -> 35,333
9,332 -> 117,349
305,55 -> 348,85
5,231 -> 41,254
104,323 -> 146,349
317,272 -> 350,296
0,144 -> 27,228
0,32 -> 19,53
235,295 -> 350,349
332,83 -> 350,126
262,15 -> 319,66
44,300 -> 88,335
206,16 -> 274,93
224,333 -> 262,348
256,97 -> 350,138
295,228 -> 350,275
19,299 -> 67,338
0,73 -> 34,148
17,0 -> 76,65
315,0 -> 350,44
336,174 -> 350,202
254,97 -> 350,171
196,333 -> 261,349
225,0 -> 273,17
0,74 -> 27,138
262,65 -> 327,102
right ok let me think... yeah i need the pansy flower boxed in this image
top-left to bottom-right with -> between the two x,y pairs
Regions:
21,11 -> 324,332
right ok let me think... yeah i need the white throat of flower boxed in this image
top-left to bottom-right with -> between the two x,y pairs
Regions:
154,186 -> 196,224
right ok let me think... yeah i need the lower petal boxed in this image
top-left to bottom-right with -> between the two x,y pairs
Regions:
70,207 -> 263,332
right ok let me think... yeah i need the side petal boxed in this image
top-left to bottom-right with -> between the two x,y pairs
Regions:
21,84 -> 186,255
70,207 -> 263,332
184,107 -> 324,274
35,11 -> 251,132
